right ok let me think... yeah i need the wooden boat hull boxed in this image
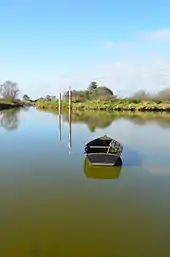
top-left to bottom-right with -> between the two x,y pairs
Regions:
87,153 -> 121,166
84,135 -> 123,166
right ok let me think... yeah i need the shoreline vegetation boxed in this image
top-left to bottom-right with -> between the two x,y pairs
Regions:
0,81 -> 33,111
35,81 -> 170,113
35,99 -> 170,112
1,79 -> 170,113
0,100 -> 24,110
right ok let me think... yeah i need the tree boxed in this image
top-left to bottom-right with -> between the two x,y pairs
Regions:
132,90 -> 151,100
45,95 -> 56,101
62,82 -> 115,101
23,94 -> 30,101
88,81 -> 98,92
50,95 -> 56,101
89,86 -> 115,100
0,81 -> 19,100
155,88 -> 170,101
63,90 -> 88,102
36,97 -> 44,101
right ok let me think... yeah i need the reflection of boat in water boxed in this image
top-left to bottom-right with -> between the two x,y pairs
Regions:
84,157 -> 122,180
84,135 -> 123,166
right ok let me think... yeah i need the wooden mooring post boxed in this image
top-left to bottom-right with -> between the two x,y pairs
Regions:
59,93 -> 61,116
68,86 -> 72,154
58,93 -> 62,142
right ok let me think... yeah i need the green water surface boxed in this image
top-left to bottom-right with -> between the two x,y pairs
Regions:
0,107 -> 170,257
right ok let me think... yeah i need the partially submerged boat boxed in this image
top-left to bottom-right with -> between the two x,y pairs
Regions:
84,135 -> 123,166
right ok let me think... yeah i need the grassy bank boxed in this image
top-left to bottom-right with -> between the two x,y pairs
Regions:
0,99 -> 24,110
35,98 -> 170,112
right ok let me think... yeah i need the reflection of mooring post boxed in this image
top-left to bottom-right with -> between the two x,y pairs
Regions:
58,93 -> 62,142
68,86 -> 72,154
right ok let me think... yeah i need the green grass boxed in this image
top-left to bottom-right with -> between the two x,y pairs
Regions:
35,98 -> 170,112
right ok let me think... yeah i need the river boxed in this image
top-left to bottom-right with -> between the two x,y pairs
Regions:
0,107 -> 170,257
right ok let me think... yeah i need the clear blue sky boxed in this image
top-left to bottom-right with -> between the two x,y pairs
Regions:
0,0 -> 170,98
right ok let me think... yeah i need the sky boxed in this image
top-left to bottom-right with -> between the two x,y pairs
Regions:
0,0 -> 170,99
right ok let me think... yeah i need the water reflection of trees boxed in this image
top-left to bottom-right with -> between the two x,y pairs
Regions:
62,111 -> 115,132
62,111 -> 170,131
122,112 -> 170,129
0,108 -> 21,130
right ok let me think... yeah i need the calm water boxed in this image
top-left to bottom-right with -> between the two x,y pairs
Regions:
1,107 -> 170,257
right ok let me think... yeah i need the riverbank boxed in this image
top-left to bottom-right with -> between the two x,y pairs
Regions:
35,99 -> 170,112
0,100 -> 24,110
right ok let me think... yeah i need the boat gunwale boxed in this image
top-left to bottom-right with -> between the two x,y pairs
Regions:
85,138 -> 123,149
85,152 -> 120,157
87,162 -> 116,166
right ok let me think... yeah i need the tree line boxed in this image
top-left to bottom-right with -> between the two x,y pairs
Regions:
131,89 -> 170,101
1,80 -> 170,102
63,81 -> 170,102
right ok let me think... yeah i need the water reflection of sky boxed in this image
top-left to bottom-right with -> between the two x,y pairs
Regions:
1,108 -> 170,177
94,119 -> 170,175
